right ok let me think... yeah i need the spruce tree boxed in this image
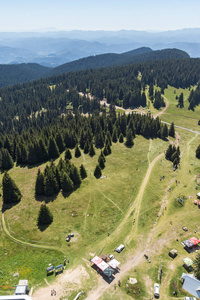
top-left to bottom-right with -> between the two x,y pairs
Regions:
84,141 -> 89,154
62,173 -> 74,193
119,133 -> 124,143
125,129 -> 134,147
194,252 -> 200,279
89,143 -> 95,157
70,166 -> 82,185
169,122 -> 175,138
112,127 -> 118,143
48,138 -> 60,159
196,145 -> 200,159
94,164 -> 102,178
37,204 -> 53,226
1,148 -> 14,170
103,146 -> 109,156
161,124 -> 169,139
75,144 -> 81,158
35,169 -> 44,196
65,148 -> 72,160
80,164 -> 87,179
98,156 -> 105,169
2,172 -> 22,204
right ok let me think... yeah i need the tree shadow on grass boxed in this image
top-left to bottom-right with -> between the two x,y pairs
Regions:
2,201 -> 20,213
62,184 -> 81,198
35,193 -> 58,204
37,222 -> 52,232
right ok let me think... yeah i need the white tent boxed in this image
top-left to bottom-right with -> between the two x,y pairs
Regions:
108,258 -> 120,269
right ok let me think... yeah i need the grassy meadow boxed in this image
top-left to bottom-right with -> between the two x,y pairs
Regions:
1,84 -> 200,299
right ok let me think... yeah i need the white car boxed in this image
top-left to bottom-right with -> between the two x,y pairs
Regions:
184,297 -> 196,300
154,283 -> 160,298
114,244 -> 125,253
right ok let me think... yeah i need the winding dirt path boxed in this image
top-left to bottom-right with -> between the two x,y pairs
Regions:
1,213 -> 57,251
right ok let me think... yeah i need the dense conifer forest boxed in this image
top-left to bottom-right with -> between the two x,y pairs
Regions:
0,57 -> 200,173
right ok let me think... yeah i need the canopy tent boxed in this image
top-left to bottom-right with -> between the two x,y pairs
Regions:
98,260 -> 109,271
196,192 -> 200,197
183,237 -> 200,248
103,266 -> 115,277
91,256 -> 102,266
183,257 -> 194,267
108,258 -> 120,269
55,264 -> 63,273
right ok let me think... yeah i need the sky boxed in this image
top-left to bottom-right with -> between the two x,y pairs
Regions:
1,0 -> 200,32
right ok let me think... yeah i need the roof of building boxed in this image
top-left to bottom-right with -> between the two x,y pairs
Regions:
18,280 -> 28,286
181,272 -> 200,299
0,296 -> 32,300
108,258 -> 120,269
98,260 -> 109,271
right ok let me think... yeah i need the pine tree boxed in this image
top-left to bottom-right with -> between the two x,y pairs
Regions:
94,164 -> 102,178
65,148 -> 72,160
2,172 -> 22,204
80,164 -> 87,179
194,252 -> 200,279
35,169 -> 44,196
125,129 -> 134,147
103,146 -> 109,156
37,204 -> 53,226
89,143 -> 95,157
84,140 -> 89,154
196,145 -> 200,159
70,166 -> 82,185
161,124 -> 169,139
55,133 -> 65,153
44,168 -> 59,197
0,148 -> 14,170
98,156 -> 105,169
112,127 -> 118,143
38,139 -> 48,163
62,173 -> 74,193
48,137 -> 60,159
169,122 -> 175,137
75,144 -> 81,158
119,133 -> 124,143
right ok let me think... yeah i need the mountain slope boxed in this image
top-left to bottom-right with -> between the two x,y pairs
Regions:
48,48 -> 189,77
0,63 -> 50,88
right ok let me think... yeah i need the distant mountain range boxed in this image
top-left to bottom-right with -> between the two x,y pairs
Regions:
0,47 -> 190,88
0,28 -> 199,67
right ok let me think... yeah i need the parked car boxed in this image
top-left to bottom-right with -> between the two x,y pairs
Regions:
114,244 -> 125,253
154,283 -> 160,298
184,297 -> 196,300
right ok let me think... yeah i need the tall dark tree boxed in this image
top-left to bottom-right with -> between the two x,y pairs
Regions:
62,173 -> 74,193
75,144 -> 81,158
35,169 -> 44,196
161,124 -> 169,139
2,172 -> 22,204
178,93 -> 184,108
169,122 -> 175,138
70,165 -> 82,185
48,137 -> 60,159
94,164 -> 102,178
196,145 -> 200,159
80,164 -> 87,179
194,252 -> 200,279
89,142 -> 95,157
37,204 -> 53,226
65,148 -> 72,160
0,148 -> 14,170
125,129 -> 134,147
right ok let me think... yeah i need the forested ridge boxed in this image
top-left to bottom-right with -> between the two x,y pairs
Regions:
0,56 -> 200,172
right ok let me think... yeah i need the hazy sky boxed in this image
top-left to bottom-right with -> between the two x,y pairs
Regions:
1,0 -> 200,32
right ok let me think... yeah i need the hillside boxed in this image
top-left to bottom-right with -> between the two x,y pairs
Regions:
1,53 -> 200,299
0,63 -> 50,88
48,48 -> 189,76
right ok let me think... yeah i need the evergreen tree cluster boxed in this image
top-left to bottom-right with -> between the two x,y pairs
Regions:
153,91 -> 165,109
35,157 -> 84,197
0,109 -> 169,171
165,144 -> 180,167
196,144 -> 200,159
188,84 -> 200,110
